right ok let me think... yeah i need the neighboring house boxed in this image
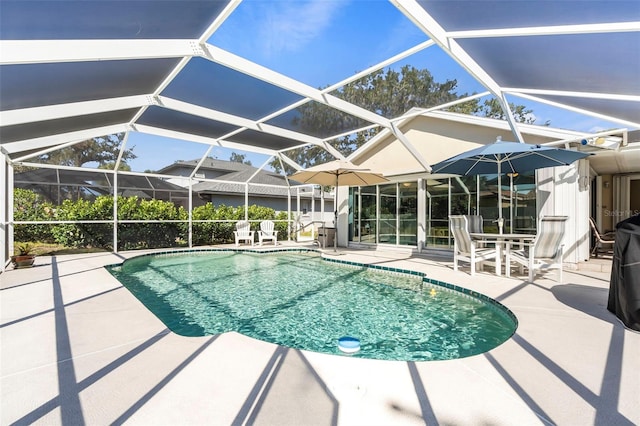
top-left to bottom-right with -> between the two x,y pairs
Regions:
157,158 -> 335,220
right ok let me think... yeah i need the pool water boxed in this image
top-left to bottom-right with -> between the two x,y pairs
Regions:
107,250 -> 517,361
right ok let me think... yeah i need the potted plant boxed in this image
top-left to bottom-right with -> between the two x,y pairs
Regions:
11,243 -> 36,268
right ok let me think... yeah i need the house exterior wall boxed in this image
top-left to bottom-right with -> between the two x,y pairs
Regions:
342,114 -> 598,267
631,179 -> 640,215
1,152 -> 9,269
600,174 -> 615,231
355,116 -> 558,176
537,160 -> 590,266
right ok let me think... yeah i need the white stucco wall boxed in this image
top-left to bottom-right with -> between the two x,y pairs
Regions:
537,159 -> 590,267
354,115 -> 561,177
345,113 -> 594,265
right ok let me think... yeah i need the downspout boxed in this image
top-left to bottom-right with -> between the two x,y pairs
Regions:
188,177 -> 193,248
1,151 -> 8,271
113,171 -> 118,253
244,183 -> 249,221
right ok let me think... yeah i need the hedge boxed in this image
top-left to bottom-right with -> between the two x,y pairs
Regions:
14,190 -> 293,250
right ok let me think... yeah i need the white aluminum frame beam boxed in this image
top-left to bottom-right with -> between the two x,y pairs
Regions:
131,124 -> 279,156
390,123 -> 432,172
2,124 -> 128,155
504,88 -> 640,102
389,91 -> 491,123
198,0 -> 242,42
447,22 -> 640,39
201,43 -> 392,130
392,0 -> 525,142
0,39 -> 200,65
156,96 -> 327,146
0,95 -> 150,126
510,92 -> 640,129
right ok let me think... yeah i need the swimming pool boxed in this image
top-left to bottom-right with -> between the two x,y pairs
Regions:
107,249 -> 517,361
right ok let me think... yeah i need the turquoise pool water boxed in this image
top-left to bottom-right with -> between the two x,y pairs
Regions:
107,250 -> 517,361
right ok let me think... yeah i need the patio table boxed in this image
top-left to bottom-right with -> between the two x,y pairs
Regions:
470,232 -> 536,276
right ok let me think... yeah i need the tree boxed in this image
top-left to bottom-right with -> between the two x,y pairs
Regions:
273,66 -> 464,173
271,65 -> 540,174
38,133 -> 136,167
98,162 -> 132,171
229,152 -> 252,166
477,98 -> 538,125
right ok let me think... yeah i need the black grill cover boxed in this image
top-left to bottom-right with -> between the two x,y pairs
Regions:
608,214 -> 640,331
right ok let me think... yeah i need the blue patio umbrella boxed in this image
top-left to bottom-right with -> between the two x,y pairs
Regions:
430,137 -> 591,233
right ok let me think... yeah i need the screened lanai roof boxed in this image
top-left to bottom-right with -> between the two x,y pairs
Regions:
1,1 -> 639,174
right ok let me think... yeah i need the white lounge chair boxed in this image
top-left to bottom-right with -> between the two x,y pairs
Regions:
258,220 -> 278,246
233,220 -> 254,246
450,215 -> 498,276
506,215 -> 568,282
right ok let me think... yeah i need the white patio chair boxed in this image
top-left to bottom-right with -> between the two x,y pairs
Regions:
465,214 -> 484,233
233,220 -> 254,246
258,220 -> 278,246
450,215 -> 498,276
506,215 -> 568,283
464,214 -> 488,248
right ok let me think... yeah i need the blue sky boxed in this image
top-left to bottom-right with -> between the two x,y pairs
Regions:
126,0 -> 618,173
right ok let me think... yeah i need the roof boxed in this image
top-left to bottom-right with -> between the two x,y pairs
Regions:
193,181 -> 328,199
160,158 -> 331,199
157,158 -> 250,175
13,167 -> 188,200
1,1 -> 638,174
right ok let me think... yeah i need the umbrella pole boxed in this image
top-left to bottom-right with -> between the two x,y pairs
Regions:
498,161 -> 503,234
334,175 -> 338,252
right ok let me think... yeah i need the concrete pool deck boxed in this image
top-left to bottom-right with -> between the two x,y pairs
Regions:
1,244 -> 638,425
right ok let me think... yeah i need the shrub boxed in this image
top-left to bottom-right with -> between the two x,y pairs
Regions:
50,197 -> 113,249
48,195 -> 187,250
191,204 -> 283,245
275,211 -> 292,239
13,188 -> 56,243
14,189 -> 294,250
117,197 -> 187,250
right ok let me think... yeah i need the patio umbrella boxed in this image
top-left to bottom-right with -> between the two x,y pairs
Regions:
290,159 -> 388,251
430,137 -> 590,233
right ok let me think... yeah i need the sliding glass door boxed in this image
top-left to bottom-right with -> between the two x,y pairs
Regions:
349,182 -> 417,246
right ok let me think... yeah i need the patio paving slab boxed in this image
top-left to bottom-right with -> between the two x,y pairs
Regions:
1,245 -> 638,425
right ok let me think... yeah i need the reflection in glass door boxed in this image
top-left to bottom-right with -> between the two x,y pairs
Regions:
426,178 -> 450,247
478,174 -> 499,233
360,186 -> 377,243
509,171 -> 536,233
379,184 -> 397,244
399,182 -> 417,245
